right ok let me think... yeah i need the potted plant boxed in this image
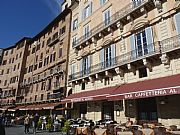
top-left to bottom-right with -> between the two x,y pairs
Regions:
61,121 -> 71,135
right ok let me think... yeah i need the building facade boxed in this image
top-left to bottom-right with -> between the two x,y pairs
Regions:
64,0 -> 180,125
20,9 -> 72,106
0,38 -> 30,105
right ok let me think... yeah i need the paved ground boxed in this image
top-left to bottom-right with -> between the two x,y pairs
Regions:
5,125 -> 65,135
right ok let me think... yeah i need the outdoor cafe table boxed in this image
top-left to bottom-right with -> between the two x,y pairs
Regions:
117,131 -> 133,135
170,131 -> 180,134
94,128 -> 107,135
139,129 -> 155,135
76,127 -> 88,135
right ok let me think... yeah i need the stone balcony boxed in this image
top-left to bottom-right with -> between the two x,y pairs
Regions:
69,34 -> 180,83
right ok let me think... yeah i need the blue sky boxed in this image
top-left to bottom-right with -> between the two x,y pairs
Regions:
0,0 -> 63,48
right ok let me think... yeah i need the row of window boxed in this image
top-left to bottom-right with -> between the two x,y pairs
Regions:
2,52 -> 22,66
26,49 -> 63,73
0,63 -> 21,75
71,27 -> 153,75
1,76 -> 19,86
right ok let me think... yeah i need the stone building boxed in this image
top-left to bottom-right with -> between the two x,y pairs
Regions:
17,8 -> 72,114
0,38 -> 30,106
63,0 -> 180,125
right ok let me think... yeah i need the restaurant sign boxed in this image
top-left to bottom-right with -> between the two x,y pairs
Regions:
71,97 -> 93,102
124,88 -> 179,99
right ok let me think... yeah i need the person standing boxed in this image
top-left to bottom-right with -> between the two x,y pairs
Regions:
24,115 -> 30,134
33,113 -> 39,134
0,114 -> 5,135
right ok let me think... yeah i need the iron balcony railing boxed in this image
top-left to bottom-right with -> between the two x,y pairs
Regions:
69,41 -> 160,81
73,0 -> 150,48
161,34 -> 180,53
47,92 -> 62,100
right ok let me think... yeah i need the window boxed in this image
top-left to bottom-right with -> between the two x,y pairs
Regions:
130,27 -> 154,59
72,18 -> 78,31
5,51 -> 8,56
17,63 -> 20,70
36,83 -> 39,91
9,58 -> 11,64
12,58 -> 14,63
41,94 -> 44,101
83,3 -> 92,19
42,41 -> 45,48
47,38 -> 51,45
1,70 -> 4,75
72,36 -> 77,47
35,55 -> 38,62
61,26 -> 66,35
6,69 -> 9,74
81,55 -> 91,76
139,67 -> 147,78
11,49 -> 13,54
13,65 -> 16,71
41,82 -> 46,90
100,0 -> 107,5
59,48 -> 62,58
34,64 -> 38,70
135,30 -> 148,56
103,8 -> 111,26
50,54 -> 53,63
47,79 -> 51,90
53,52 -> 56,62
132,0 -> 142,7
39,62 -> 42,68
83,24 -> 90,39
52,32 -> 59,40
104,77 -> 110,85
34,95 -> 37,101
4,80 -> 7,86
19,52 -> 22,58
36,44 -> 40,51
100,44 -> 115,68
16,54 -> 18,60
3,60 -> 7,65
32,48 -> 36,54
28,65 -> 33,72
81,82 -> 85,90
40,53 -> 43,60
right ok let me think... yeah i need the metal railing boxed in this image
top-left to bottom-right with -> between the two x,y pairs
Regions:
47,92 -> 62,100
161,34 -> 180,53
73,0 -> 150,48
69,41 -> 160,81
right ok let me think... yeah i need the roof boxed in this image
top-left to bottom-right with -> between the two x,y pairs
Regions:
29,8 -> 71,44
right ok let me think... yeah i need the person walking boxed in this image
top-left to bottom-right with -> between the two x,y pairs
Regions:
24,115 -> 30,134
33,113 -> 39,134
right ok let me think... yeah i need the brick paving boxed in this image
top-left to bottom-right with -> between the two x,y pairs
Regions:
6,125 -> 65,135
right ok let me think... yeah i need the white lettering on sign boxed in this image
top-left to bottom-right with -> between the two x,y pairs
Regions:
124,88 -> 177,99
71,97 -> 93,102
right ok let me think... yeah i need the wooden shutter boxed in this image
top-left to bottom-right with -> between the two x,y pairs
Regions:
145,26 -> 154,53
130,34 -> 136,60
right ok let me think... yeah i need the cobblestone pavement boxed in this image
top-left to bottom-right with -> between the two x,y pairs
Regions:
6,125 -> 65,135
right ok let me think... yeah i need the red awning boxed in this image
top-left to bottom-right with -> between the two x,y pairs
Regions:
62,86 -> 119,103
108,74 -> 180,100
19,102 -> 62,110
8,105 -> 28,111
0,105 -> 14,111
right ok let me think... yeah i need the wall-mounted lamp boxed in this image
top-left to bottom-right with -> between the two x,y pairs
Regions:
116,109 -> 120,116
159,97 -> 168,105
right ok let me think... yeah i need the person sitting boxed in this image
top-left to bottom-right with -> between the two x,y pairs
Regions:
125,118 -> 133,130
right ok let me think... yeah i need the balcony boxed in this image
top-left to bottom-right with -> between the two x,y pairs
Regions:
69,41 -> 160,81
47,92 -> 62,100
73,0 -> 151,48
47,35 -> 59,46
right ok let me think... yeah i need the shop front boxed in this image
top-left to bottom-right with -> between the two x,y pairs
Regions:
64,74 -> 180,125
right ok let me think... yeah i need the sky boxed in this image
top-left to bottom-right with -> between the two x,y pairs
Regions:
0,0 -> 63,48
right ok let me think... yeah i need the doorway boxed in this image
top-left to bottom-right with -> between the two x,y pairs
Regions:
102,102 -> 114,120
137,97 -> 158,124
